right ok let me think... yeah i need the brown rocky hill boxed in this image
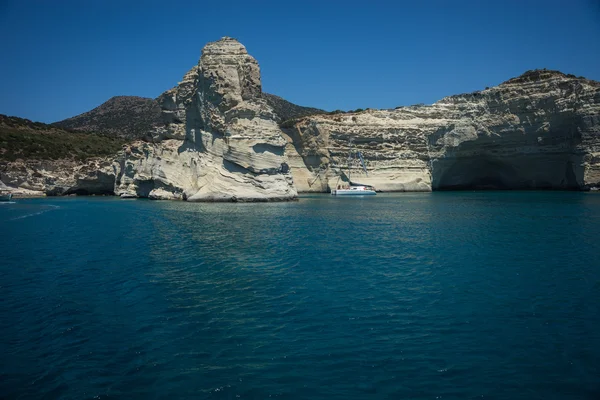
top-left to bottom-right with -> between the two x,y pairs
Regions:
53,96 -> 162,139
53,92 -> 324,140
262,93 -> 325,122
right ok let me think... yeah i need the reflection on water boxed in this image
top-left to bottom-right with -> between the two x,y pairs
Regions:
1,192 -> 600,399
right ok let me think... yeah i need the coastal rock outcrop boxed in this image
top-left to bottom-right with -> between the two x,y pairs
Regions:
2,37 -> 297,201
0,158 -> 117,196
286,70 -> 600,191
114,37 -> 297,201
2,41 -> 600,197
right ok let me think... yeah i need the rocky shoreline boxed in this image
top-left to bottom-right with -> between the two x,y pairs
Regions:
1,38 -> 599,200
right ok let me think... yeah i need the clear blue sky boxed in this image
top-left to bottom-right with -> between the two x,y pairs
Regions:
1,0 -> 599,123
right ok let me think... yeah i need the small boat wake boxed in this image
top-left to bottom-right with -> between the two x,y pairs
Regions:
9,205 -> 60,220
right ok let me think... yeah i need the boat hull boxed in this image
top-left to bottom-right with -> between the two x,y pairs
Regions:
0,193 -> 13,201
331,189 -> 376,196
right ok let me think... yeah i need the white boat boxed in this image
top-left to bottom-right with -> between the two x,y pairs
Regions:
331,140 -> 376,196
0,192 -> 12,201
331,184 -> 376,196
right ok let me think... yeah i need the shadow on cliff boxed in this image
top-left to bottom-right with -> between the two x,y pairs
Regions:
428,108 -> 588,191
432,156 -> 584,190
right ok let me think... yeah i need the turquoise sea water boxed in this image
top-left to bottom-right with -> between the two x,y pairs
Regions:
1,192 -> 599,399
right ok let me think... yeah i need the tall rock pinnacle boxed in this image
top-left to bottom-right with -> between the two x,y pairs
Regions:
114,37 -> 298,201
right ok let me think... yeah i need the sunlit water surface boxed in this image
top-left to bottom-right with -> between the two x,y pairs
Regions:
1,192 -> 599,399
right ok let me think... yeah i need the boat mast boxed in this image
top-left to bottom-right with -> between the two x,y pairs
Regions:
357,151 -> 368,177
347,138 -> 354,184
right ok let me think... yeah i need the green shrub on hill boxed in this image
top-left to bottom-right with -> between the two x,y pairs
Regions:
0,115 -> 125,161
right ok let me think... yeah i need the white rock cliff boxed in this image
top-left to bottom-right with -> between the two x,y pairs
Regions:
114,37 -> 297,201
285,70 -> 600,192
2,45 -> 599,197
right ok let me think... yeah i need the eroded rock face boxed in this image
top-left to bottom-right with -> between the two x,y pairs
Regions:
2,37 -> 297,201
114,37 -> 296,201
3,50 -> 599,197
0,158 -> 117,196
287,70 -> 600,191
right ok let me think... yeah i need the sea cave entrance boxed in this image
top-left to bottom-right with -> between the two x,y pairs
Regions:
433,157 -> 521,190
433,155 -> 583,190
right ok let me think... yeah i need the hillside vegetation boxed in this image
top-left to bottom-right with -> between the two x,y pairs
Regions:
0,114 -> 125,161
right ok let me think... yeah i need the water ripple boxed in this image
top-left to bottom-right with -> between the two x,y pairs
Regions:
1,193 -> 600,399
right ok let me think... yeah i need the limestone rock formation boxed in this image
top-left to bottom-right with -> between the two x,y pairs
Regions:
0,114 -> 124,196
114,37 -> 297,201
2,37 -> 297,201
0,158 -> 117,196
286,70 -> 600,192
3,40 -> 600,197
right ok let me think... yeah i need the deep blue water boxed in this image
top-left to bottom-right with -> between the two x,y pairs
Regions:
1,192 -> 599,400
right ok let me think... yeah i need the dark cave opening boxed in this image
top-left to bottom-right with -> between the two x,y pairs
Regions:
433,156 -> 583,191
63,188 -> 115,196
434,158 -> 521,190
